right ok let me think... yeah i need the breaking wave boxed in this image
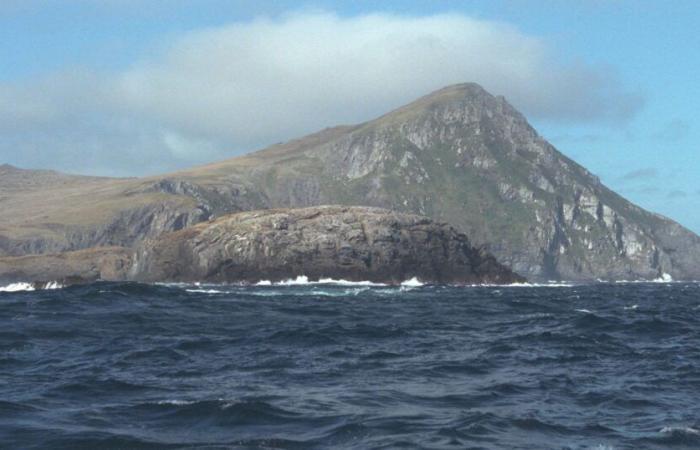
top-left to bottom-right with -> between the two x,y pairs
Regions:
0,281 -> 63,292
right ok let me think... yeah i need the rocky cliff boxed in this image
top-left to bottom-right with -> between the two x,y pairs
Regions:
1,84 -> 699,281
0,207 -> 522,285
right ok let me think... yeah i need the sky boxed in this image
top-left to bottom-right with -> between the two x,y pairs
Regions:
0,0 -> 698,232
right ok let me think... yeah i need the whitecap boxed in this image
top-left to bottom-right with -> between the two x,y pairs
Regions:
316,278 -> 385,286
624,304 -> 639,310
261,276 -> 386,287
615,273 -> 675,284
575,308 -> 593,314
185,289 -> 226,294
0,282 -> 36,292
655,273 -> 674,283
477,281 -> 575,288
277,275 -> 311,285
401,277 -> 424,287
43,281 -> 64,290
155,399 -> 196,406
660,426 -> 700,435
0,281 -> 64,292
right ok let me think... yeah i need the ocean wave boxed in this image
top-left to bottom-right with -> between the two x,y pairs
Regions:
400,277 -> 424,287
660,426 -> 700,435
0,281 -> 63,292
615,273 -> 675,284
653,426 -> 700,445
474,281 -> 575,288
185,288 -> 227,294
4,282 -> 699,449
168,278 -> 580,289
0,282 -> 36,292
259,276 -> 387,286
155,399 -> 197,406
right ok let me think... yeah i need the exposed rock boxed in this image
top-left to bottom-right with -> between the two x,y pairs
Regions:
130,206 -> 523,285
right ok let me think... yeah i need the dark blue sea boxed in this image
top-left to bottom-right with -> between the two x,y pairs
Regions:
1,281 -> 699,449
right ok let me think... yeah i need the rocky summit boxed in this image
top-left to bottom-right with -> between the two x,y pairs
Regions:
1,83 -> 699,281
0,206 -> 522,285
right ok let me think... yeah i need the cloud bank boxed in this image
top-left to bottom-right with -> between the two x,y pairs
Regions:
0,12 -> 644,176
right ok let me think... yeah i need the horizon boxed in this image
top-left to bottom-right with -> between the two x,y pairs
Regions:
1,1 -> 698,233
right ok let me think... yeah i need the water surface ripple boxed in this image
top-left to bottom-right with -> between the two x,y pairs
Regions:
1,282 -> 699,449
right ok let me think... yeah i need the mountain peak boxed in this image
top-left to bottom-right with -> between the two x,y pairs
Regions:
424,82 -> 492,99
369,82 -> 520,130
410,82 -> 501,109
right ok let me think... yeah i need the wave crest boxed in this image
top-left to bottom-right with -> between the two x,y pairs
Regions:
0,281 -> 63,292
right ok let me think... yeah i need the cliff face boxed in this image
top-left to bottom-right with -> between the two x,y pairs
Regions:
130,206 -> 522,284
2,84 -> 699,281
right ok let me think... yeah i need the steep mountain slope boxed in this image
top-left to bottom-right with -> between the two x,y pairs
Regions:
2,84 -> 699,281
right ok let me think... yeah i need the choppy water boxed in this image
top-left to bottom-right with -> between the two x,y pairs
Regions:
1,281 -> 699,449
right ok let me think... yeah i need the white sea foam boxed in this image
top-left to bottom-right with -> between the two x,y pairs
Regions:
177,277 -> 583,290
155,399 -> 196,406
317,278 -> 386,286
471,281 -> 575,288
660,426 -> 700,435
575,308 -> 593,314
615,273 -> 675,284
656,273 -> 674,283
0,281 -> 63,292
624,304 -> 639,310
185,289 -> 226,294
510,282 -> 574,287
400,277 -> 424,287
0,282 -> 36,292
255,276 -> 387,287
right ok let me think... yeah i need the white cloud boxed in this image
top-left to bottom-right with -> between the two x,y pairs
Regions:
0,11 -> 644,176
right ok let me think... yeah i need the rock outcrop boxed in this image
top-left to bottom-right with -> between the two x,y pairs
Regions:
129,206 -> 523,284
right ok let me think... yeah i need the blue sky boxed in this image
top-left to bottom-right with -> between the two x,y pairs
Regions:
0,1 -> 698,232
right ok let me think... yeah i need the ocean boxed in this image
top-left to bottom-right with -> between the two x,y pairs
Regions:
1,281 -> 699,449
